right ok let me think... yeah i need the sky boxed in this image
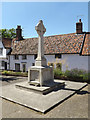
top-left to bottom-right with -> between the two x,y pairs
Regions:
1,2 -> 88,38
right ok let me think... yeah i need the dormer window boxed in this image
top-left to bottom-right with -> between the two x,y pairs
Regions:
0,48 -> 3,55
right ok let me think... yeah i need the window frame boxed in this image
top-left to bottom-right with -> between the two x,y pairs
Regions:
1,61 -> 5,67
0,48 -> 3,55
22,55 -> 27,60
34,54 -> 37,60
55,54 -> 62,59
32,63 -> 35,66
14,55 -> 19,60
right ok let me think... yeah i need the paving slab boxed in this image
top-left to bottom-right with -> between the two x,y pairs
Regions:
0,79 -> 87,113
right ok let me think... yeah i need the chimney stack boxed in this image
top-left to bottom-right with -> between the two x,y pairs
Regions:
76,19 -> 83,34
16,25 -> 23,40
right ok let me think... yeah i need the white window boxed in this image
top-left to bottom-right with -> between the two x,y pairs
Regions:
22,55 -> 27,60
14,55 -> 19,60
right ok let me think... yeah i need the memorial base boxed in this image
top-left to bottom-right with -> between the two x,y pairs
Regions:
28,66 -> 54,86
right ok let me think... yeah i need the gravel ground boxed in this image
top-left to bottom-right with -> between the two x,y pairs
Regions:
0,75 -> 89,119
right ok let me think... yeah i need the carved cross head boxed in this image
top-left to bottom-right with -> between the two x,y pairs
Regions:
35,20 -> 46,36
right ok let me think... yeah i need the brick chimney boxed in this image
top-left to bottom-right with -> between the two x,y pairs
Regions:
16,25 -> 23,40
76,19 -> 83,34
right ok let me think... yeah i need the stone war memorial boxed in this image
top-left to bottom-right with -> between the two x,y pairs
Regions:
28,20 -> 54,87
0,20 -> 87,113
16,20 -> 65,95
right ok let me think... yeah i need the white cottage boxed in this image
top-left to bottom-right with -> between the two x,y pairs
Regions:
1,19 -> 90,72
0,38 -> 12,70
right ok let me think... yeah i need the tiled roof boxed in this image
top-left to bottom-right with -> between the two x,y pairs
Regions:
82,33 -> 90,55
2,38 -> 12,49
11,33 -> 86,55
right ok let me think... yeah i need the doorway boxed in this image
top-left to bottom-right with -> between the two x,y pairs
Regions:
15,63 -> 20,72
22,64 -> 26,72
5,62 -> 7,70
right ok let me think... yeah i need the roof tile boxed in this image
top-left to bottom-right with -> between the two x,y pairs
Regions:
11,33 -> 87,55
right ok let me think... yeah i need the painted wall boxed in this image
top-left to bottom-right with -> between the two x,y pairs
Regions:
0,41 -> 11,70
62,54 -> 88,71
9,54 -> 88,72
0,41 -> 6,58
10,55 -> 34,71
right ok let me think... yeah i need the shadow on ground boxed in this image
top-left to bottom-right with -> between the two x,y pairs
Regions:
76,90 -> 90,95
0,76 -> 22,82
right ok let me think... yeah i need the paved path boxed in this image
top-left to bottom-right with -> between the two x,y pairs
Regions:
0,75 -> 89,118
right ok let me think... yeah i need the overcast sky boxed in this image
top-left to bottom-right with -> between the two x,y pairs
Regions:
1,2 -> 88,38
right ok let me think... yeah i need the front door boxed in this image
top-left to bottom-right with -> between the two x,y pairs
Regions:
15,63 -> 20,72
22,64 -> 26,72
5,62 -> 7,70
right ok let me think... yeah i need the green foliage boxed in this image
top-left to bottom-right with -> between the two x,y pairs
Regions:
0,28 -> 16,39
56,63 -> 62,70
54,69 -> 63,76
2,70 -> 28,77
64,68 -> 88,80
54,68 -> 89,82
2,70 -> 8,74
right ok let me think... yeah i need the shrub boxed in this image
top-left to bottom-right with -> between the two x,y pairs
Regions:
54,68 -> 89,82
2,70 -> 8,74
2,70 -> 28,77
64,68 -> 87,78
54,69 -> 63,77
56,63 -> 62,71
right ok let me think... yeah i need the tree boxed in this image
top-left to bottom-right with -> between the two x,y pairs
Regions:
0,28 -> 16,39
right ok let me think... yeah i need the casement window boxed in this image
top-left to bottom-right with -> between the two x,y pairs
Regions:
0,48 -> 3,55
14,55 -> 19,60
32,63 -> 35,66
55,54 -> 62,59
22,55 -> 27,60
34,54 -> 37,59
2,61 -> 5,67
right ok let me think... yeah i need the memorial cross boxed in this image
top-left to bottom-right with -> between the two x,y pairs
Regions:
35,20 -> 46,60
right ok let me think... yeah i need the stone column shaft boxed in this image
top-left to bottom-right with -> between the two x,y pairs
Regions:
38,35 -> 44,59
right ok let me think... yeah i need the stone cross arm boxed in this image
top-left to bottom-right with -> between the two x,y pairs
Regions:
35,20 -> 46,36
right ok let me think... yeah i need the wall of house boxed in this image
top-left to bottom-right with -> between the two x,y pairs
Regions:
9,54 -> 88,72
0,41 -> 7,70
62,54 -> 88,71
10,55 -> 34,71
9,55 -> 56,71
0,41 -> 6,58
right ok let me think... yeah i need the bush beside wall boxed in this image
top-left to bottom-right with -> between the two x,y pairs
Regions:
54,68 -> 89,83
